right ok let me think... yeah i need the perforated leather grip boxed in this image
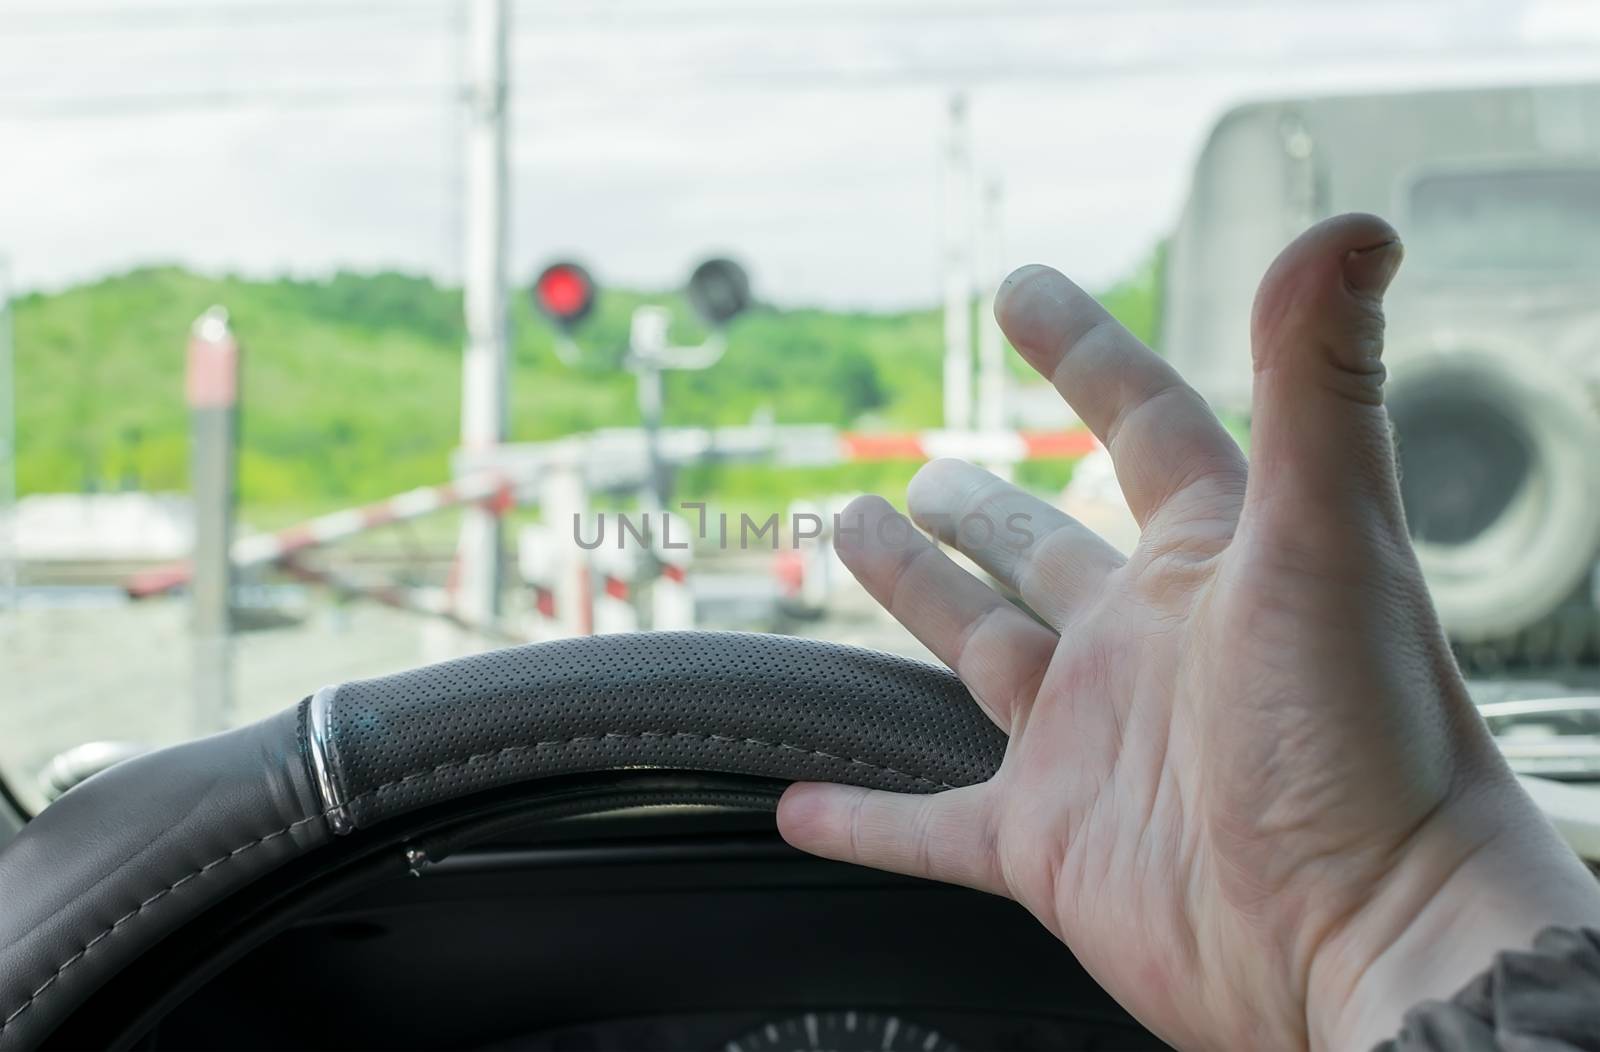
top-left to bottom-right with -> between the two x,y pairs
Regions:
309,631 -> 1007,831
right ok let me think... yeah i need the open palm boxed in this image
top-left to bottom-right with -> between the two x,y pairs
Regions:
778,215 -> 1600,1051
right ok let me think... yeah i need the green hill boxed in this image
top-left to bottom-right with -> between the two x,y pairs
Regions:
10,251 -> 1161,519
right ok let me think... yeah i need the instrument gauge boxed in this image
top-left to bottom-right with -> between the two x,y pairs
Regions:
727,1011 -> 958,1052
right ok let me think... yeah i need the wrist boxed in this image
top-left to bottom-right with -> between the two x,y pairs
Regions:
1306,773 -> 1600,1051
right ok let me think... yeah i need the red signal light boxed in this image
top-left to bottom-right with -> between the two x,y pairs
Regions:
537,266 -> 587,315
532,261 -> 597,329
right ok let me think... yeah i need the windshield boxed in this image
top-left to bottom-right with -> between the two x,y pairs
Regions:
1407,166 -> 1600,273
4,2 -> 1600,812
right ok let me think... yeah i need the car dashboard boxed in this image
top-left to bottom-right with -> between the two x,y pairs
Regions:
143,807 -> 1167,1051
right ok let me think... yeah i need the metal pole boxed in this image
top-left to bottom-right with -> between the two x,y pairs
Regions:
455,0 -> 510,630
976,178 -> 1008,436
638,362 -> 666,510
628,305 -> 674,633
629,305 -> 672,515
942,92 -> 974,432
186,307 -> 238,734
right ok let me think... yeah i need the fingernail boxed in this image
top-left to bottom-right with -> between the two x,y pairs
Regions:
998,263 -> 1045,294
1344,240 -> 1404,296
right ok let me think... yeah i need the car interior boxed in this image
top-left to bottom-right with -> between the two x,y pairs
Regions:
4,4 -> 1600,1052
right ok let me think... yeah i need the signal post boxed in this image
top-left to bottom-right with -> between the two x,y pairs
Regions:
187,307 -> 240,734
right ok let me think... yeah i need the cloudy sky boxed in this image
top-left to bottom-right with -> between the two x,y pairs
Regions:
1,0 -> 1596,308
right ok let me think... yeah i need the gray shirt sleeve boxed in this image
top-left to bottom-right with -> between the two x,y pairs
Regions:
1373,927 -> 1600,1051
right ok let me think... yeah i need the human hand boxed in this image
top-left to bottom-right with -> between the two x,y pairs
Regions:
777,214 -> 1600,1050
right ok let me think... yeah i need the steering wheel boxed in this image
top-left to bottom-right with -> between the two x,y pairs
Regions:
0,632 -> 1007,1050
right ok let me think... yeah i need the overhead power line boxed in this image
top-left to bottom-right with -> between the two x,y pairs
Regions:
2,38 -> 1591,120
0,1 -> 456,32
0,0 -> 1558,33
0,84 -> 463,119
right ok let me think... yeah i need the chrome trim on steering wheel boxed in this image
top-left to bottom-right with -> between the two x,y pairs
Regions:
307,685 -> 354,835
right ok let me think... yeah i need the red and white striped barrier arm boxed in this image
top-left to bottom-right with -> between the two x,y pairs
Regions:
126,472 -> 513,598
457,425 -> 1099,490
548,563 -> 679,636
837,428 -> 1097,463
519,523 -> 597,639
278,557 -> 524,644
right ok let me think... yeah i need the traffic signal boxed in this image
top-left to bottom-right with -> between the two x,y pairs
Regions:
686,258 -> 751,327
531,261 -> 598,331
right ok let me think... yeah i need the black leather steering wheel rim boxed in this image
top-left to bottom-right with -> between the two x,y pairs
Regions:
0,632 -> 1006,1050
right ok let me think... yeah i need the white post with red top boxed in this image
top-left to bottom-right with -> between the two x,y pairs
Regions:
590,543 -> 640,635
516,522 -> 563,639
455,0 -> 511,643
187,306 -> 239,733
547,469 -> 596,637
651,512 -> 695,631
518,465 -> 597,639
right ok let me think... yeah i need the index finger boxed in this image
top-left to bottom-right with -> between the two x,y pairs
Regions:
994,265 -> 1247,530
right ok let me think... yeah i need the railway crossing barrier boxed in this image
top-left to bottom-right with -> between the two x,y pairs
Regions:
129,424 -> 1096,640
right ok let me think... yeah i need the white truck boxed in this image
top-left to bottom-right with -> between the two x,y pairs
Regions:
1164,81 -> 1600,671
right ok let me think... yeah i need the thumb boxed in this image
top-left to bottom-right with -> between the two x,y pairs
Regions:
1241,213 -> 1408,552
